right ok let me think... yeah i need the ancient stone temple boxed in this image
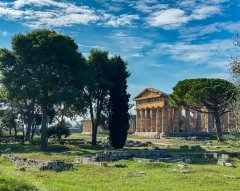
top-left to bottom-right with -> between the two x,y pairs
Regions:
134,88 -> 237,138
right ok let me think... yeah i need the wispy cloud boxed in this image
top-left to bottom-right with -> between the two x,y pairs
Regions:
0,0 -> 140,28
149,39 -> 236,68
180,22 -> 240,41
105,31 -> 152,59
148,63 -> 165,68
0,0 -> 100,28
101,14 -> 139,27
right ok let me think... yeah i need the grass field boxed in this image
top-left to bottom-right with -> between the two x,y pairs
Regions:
0,134 -> 239,191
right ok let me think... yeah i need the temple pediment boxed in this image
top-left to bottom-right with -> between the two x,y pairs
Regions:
134,88 -> 167,101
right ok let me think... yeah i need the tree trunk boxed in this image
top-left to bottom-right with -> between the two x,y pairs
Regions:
31,124 -> 36,139
92,125 -> 97,145
13,125 -> 17,139
89,98 -> 97,146
41,103 -> 48,151
214,111 -> 223,142
25,103 -> 34,140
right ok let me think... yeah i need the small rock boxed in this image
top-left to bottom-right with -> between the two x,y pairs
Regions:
225,162 -> 233,167
160,132 -> 166,139
217,159 -> 227,166
178,162 -> 189,169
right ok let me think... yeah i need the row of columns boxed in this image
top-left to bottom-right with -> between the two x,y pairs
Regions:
136,107 -> 172,133
136,107 -> 236,133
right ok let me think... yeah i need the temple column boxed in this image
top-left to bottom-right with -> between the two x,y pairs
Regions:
192,111 -> 197,132
146,109 -> 151,132
162,106 -> 169,134
140,109 -> 146,132
156,108 -> 162,132
168,108 -> 174,132
151,109 -> 157,132
185,108 -> 190,132
173,108 -> 179,132
196,111 -> 202,132
136,110 -> 141,132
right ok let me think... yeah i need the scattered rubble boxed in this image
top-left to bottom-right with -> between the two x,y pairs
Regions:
2,155 -> 73,171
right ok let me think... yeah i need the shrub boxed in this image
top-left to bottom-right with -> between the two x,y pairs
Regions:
47,123 -> 70,141
0,176 -> 39,191
223,134 -> 240,148
28,137 -> 41,145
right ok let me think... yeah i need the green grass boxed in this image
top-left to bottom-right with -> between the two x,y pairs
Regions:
0,134 -> 240,191
0,157 -> 240,191
0,171 -> 39,191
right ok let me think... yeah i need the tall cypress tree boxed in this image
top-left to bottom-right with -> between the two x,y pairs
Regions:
108,56 -> 130,149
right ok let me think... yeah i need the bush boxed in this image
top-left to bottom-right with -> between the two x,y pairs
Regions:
190,145 -> 205,152
0,176 -> 39,191
223,134 -> 240,148
180,145 -> 189,150
47,123 -> 70,141
28,137 -> 41,145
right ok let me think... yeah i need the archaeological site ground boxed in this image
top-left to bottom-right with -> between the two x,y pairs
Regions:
0,133 -> 240,191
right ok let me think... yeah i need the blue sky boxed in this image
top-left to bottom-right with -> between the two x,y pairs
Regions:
0,0 -> 240,103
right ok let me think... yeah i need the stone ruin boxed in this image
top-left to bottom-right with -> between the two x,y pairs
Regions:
1,154 -> 73,171
74,146 -> 240,167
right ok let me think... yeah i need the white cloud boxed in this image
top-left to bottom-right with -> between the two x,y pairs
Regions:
144,0 -> 226,29
149,39 -> 236,68
102,14 -> 139,27
0,0 -> 100,28
0,0 -> 141,28
146,5 -> 221,29
191,6 -> 220,20
131,0 -> 168,13
180,22 -> 240,41
146,9 -> 189,29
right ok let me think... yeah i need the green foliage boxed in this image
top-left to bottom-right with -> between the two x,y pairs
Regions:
108,56 -> 130,149
0,29 -> 86,151
170,78 -> 236,141
0,110 -> 16,137
0,175 -> 38,191
47,122 -> 71,141
170,78 -> 236,108
0,29 -> 131,149
223,134 -> 240,148
84,49 -> 114,145
230,36 -> 240,130
28,137 -> 41,145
